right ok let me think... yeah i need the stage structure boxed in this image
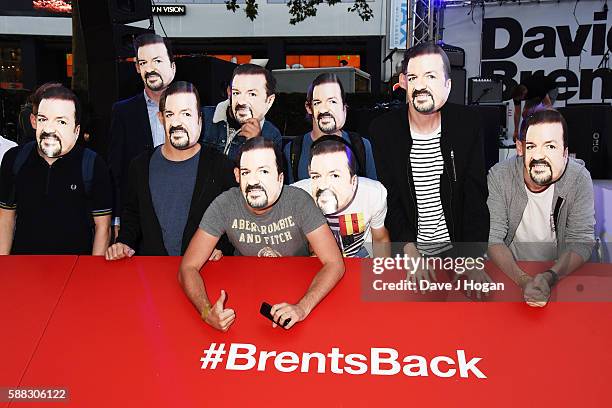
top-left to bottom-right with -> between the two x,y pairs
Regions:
407,0 -> 443,47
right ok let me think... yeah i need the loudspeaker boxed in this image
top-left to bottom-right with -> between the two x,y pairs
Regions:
468,77 -> 503,104
441,44 -> 465,68
558,104 -> 612,179
448,68 -> 466,105
472,104 -> 506,170
83,24 -> 154,63
78,0 -> 152,27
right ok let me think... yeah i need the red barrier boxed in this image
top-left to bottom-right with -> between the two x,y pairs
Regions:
2,256 -> 611,407
0,256 -> 76,407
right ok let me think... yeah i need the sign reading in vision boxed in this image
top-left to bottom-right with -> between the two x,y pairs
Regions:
152,5 -> 186,15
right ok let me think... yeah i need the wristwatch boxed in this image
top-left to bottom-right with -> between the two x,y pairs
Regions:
543,269 -> 559,287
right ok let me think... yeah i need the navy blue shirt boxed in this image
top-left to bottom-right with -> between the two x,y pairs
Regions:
149,148 -> 200,256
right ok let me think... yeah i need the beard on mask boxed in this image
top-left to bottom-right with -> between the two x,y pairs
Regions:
168,125 -> 191,150
411,89 -> 435,113
145,71 -> 164,91
316,112 -> 338,134
233,104 -> 253,125
39,132 -> 62,158
315,188 -> 339,214
245,184 -> 269,209
528,158 -> 553,186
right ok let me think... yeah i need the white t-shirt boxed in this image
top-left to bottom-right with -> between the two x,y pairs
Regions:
292,177 -> 387,257
510,184 -> 557,261
0,136 -> 17,166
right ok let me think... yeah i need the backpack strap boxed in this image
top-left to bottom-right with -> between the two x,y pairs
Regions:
81,147 -> 97,196
290,134 -> 305,183
12,141 -> 36,178
346,131 -> 367,177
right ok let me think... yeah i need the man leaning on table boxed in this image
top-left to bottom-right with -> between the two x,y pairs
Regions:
178,137 -> 344,332
487,107 -> 595,307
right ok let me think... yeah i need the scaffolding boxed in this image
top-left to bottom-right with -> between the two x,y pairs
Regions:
406,0 -> 443,47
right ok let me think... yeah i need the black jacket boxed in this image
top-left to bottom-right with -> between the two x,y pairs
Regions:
117,144 -> 237,255
107,93 -> 153,219
369,103 -> 489,245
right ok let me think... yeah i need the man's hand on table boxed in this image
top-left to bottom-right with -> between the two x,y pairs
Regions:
208,249 -> 223,261
453,266 -> 494,300
270,302 -> 307,330
403,243 -> 437,294
105,242 -> 135,260
407,266 -> 438,294
204,290 -> 236,332
523,272 -> 554,307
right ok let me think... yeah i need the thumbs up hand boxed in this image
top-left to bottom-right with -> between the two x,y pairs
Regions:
203,290 -> 236,332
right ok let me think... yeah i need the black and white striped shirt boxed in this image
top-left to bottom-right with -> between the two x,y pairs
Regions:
410,126 -> 451,255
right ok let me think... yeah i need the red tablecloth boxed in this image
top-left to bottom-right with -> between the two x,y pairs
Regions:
2,256 -> 612,407
0,256 -> 77,408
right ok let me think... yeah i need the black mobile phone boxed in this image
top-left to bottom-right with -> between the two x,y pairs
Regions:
260,302 -> 291,327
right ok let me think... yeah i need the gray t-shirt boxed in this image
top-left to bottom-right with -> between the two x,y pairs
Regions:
149,147 -> 199,256
199,186 -> 326,256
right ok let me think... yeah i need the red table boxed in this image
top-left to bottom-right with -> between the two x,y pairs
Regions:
5,256 -> 612,407
0,256 -> 77,407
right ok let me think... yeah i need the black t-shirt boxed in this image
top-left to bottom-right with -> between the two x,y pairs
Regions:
0,144 -> 113,254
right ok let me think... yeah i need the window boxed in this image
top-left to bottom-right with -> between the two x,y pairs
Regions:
0,46 -> 23,89
211,55 -> 252,64
286,55 -> 360,69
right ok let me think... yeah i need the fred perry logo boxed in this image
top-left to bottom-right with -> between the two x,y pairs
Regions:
70,184 -> 77,191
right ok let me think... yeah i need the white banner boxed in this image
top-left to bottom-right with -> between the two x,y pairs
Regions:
444,0 -> 612,106
390,0 -> 408,49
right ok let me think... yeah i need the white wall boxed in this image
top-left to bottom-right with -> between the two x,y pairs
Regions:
0,2 -> 387,38
0,16 -> 71,36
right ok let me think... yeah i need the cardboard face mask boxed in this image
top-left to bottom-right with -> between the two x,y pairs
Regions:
136,42 -> 176,92
522,122 -> 568,187
307,82 -> 347,135
159,92 -> 201,151
308,151 -> 357,214
230,74 -> 275,124
237,148 -> 283,210
36,98 -> 80,159
400,53 -> 451,114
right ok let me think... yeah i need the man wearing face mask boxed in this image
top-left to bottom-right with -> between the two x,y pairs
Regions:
178,137 -> 344,332
369,44 -> 489,252
201,64 -> 282,161
0,86 -> 113,255
368,43 -> 490,292
284,73 -> 377,184
17,82 -> 62,145
105,82 -> 236,260
108,33 -> 176,236
292,136 -> 389,258
487,108 -> 595,307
